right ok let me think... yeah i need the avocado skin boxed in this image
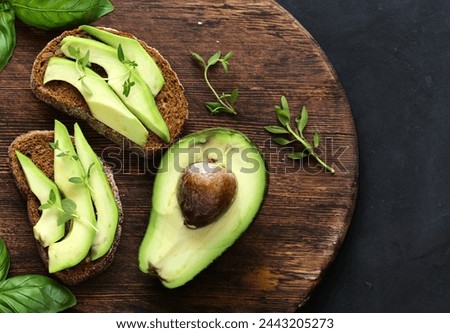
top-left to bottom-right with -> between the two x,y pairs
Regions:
74,123 -> 120,261
138,128 -> 268,288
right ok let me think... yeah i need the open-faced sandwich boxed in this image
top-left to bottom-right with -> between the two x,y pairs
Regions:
31,25 -> 189,154
8,120 -> 123,285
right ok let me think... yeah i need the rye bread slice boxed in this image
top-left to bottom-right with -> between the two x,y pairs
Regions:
8,130 -> 123,285
31,27 -> 189,155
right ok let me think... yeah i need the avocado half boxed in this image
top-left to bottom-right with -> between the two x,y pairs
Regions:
138,128 -> 267,288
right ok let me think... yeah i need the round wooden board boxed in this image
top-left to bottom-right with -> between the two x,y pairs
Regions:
0,0 -> 358,312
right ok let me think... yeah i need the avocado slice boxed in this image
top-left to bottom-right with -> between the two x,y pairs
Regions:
73,123 -> 119,261
15,151 -> 65,248
48,120 -> 97,273
79,25 -> 165,96
44,57 -> 149,147
138,128 -> 267,288
60,36 -> 170,143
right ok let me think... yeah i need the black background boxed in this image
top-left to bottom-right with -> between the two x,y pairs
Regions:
278,0 -> 450,312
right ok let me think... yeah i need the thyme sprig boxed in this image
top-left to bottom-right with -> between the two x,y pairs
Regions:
265,96 -> 335,174
68,162 -> 95,193
68,45 -> 92,95
117,44 -> 137,97
68,44 -> 138,97
192,51 -> 238,115
50,140 -> 79,161
39,189 -> 97,232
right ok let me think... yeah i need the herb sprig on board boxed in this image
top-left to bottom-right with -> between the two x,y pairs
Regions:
192,51 -> 239,115
265,96 -> 335,174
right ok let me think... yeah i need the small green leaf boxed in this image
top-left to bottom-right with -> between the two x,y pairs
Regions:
61,198 -> 77,214
221,61 -> 229,73
287,152 -> 307,160
56,151 -> 68,158
223,51 -> 233,61
313,130 -> 320,148
205,101 -> 223,114
38,203 -> 53,211
192,52 -> 206,66
272,137 -> 294,146
0,238 -> 10,282
230,88 -> 239,104
275,105 -> 290,127
67,45 -> 79,58
280,96 -> 290,114
117,44 -> 125,62
80,50 -> 90,68
264,125 -> 289,134
71,154 -> 79,161
86,162 -> 95,178
296,105 -> 308,135
49,140 -> 59,150
48,189 -> 56,204
57,213 -> 73,226
207,51 -> 221,66
68,177 -> 83,184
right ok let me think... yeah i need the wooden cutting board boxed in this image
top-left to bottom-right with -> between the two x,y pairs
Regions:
0,0 -> 358,312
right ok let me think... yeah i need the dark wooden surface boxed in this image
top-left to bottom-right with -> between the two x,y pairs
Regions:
0,0 -> 357,312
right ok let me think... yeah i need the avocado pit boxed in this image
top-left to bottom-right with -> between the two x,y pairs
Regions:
178,161 -> 237,229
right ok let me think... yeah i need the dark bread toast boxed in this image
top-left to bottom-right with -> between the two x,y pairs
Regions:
8,130 -> 123,285
31,27 -> 189,155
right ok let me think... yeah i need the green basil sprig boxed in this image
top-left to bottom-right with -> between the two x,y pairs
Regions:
0,238 -> 76,313
10,0 -> 114,30
0,2 -> 15,72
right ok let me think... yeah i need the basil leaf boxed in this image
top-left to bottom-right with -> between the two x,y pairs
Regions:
0,2 -> 16,72
0,275 -> 76,313
11,0 -> 115,30
0,238 -> 10,282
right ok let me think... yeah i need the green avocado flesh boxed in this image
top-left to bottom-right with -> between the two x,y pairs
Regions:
138,128 -> 267,288
79,25 -> 165,97
74,123 -> 119,261
60,36 -> 169,143
44,57 -> 149,147
49,120 -> 97,273
16,120 -> 120,273
15,151 -> 65,248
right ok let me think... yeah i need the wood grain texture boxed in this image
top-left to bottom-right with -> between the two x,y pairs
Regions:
0,0 -> 358,312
